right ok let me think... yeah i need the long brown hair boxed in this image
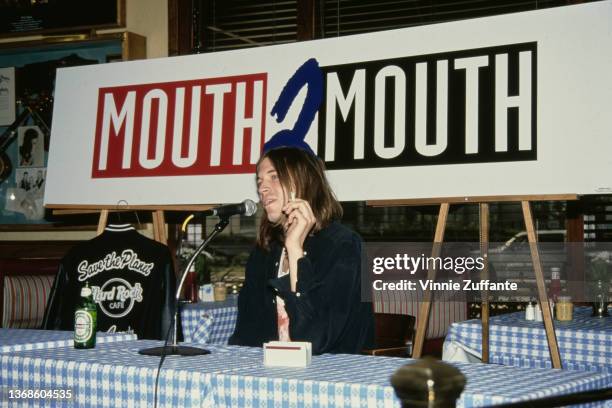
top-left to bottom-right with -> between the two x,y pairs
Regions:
256,147 -> 343,250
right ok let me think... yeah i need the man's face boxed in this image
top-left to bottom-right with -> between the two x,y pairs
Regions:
256,158 -> 288,223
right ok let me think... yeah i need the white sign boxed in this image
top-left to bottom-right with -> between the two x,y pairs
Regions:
45,1 -> 612,206
0,67 -> 16,126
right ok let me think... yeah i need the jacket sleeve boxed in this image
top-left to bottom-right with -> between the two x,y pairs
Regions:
159,260 -> 176,341
42,263 -> 75,330
268,234 -> 368,354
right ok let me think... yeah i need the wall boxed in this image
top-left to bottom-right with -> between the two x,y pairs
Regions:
0,0 -> 169,58
106,0 -> 169,59
0,0 -> 168,241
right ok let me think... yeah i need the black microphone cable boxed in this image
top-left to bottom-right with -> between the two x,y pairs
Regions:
153,311 -> 176,408
152,214 -> 195,408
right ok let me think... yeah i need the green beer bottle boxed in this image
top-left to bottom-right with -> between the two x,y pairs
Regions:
74,282 -> 97,349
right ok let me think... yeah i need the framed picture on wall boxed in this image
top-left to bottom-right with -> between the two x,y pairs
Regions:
0,32 -> 145,228
0,67 -> 16,126
0,0 -> 125,37
17,126 -> 44,167
6,167 -> 45,220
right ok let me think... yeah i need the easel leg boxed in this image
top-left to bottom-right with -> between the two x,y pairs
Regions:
97,210 -> 109,236
521,201 -> 562,369
412,202 -> 449,358
152,210 -> 167,245
479,203 -> 490,363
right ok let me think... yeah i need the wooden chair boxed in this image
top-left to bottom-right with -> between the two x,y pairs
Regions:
363,313 -> 415,357
372,288 -> 468,358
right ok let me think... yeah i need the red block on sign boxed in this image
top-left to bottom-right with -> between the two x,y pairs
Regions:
91,73 -> 267,178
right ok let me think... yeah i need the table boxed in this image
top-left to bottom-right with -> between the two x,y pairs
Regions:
180,295 -> 238,344
0,328 -> 137,353
0,340 -> 257,407
211,354 -> 612,407
1,339 -> 610,407
443,306 -> 612,373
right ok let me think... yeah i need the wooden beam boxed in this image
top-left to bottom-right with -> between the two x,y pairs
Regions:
367,194 -> 578,207
297,0 -> 315,41
152,210 -> 168,245
50,204 -> 216,214
521,201 -> 562,369
168,0 -> 194,56
412,202 -> 449,358
479,203 -> 490,363
96,210 -> 109,236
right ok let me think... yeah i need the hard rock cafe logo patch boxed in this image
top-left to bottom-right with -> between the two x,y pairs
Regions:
91,278 -> 144,318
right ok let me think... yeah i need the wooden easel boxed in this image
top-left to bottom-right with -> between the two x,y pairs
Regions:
50,203 -> 217,301
51,204 -> 216,245
368,194 -> 577,369
96,209 -> 168,243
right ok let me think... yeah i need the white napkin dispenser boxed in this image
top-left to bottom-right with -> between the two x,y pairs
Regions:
263,341 -> 312,367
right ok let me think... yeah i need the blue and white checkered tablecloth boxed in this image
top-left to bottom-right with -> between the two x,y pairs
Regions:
445,306 -> 612,373
210,351 -> 612,407
0,340 -> 260,408
1,341 -> 610,407
0,328 -> 137,353
181,295 -> 238,344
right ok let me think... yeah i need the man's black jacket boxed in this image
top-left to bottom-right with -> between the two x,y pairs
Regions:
229,221 -> 374,354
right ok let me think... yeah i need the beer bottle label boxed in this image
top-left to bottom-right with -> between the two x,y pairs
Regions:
74,310 -> 93,343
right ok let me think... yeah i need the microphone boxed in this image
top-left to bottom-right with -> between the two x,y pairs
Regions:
202,199 -> 257,218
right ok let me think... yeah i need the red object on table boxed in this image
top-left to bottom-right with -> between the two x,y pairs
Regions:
182,267 -> 199,303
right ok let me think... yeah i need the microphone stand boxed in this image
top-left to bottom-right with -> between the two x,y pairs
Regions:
139,216 -> 230,356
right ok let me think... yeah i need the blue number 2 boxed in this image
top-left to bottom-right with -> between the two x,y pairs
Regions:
263,58 -> 323,155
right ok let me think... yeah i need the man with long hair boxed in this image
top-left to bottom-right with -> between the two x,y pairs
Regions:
229,147 -> 374,354
19,128 -> 38,166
